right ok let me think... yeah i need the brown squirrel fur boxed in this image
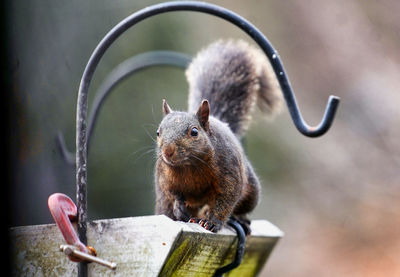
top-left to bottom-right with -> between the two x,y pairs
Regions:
154,40 -> 282,233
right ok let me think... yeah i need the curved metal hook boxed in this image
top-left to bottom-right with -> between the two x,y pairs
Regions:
75,2 -> 340,274
57,51 -> 191,165
213,219 -> 246,277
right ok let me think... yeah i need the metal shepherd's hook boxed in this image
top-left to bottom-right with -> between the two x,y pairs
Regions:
73,2 -> 340,276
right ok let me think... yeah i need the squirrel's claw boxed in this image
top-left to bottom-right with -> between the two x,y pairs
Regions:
188,217 -> 218,232
203,221 -> 216,231
189,217 -> 200,223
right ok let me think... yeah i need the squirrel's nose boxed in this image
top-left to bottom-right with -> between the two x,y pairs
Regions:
163,144 -> 176,158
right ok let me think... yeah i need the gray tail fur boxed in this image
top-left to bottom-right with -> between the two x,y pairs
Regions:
186,40 -> 282,137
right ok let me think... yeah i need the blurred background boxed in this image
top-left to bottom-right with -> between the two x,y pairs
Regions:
6,0 -> 400,276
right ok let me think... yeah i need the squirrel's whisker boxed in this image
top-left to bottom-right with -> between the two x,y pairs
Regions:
129,146 -> 155,162
142,123 -> 158,128
133,148 -> 156,163
190,154 -> 214,171
129,145 -> 153,157
142,126 -> 157,143
192,149 -> 209,155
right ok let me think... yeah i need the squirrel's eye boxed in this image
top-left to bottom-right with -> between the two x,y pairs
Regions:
190,127 -> 199,137
156,129 -> 160,137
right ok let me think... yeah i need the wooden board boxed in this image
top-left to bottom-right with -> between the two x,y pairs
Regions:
10,215 -> 283,276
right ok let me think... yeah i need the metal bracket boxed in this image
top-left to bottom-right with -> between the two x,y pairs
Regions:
48,193 -> 117,270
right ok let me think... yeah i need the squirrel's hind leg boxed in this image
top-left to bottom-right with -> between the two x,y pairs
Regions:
231,161 -> 261,235
233,161 -> 260,215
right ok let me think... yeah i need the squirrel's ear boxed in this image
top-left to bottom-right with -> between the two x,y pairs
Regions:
196,100 -> 210,130
162,99 -> 172,116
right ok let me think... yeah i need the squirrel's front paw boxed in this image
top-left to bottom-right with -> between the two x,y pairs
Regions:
188,217 -> 222,233
173,200 -> 190,222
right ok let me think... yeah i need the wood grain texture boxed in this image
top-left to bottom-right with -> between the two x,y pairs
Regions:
10,215 -> 283,276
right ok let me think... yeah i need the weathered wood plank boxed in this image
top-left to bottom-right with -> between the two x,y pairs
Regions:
160,220 -> 283,276
10,215 -> 283,276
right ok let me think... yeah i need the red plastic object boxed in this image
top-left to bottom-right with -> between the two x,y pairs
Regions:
48,193 -> 89,262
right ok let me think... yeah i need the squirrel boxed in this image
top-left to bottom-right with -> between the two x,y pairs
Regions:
154,40 -> 282,234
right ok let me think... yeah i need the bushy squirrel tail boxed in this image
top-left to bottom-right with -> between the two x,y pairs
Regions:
186,40 -> 283,137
